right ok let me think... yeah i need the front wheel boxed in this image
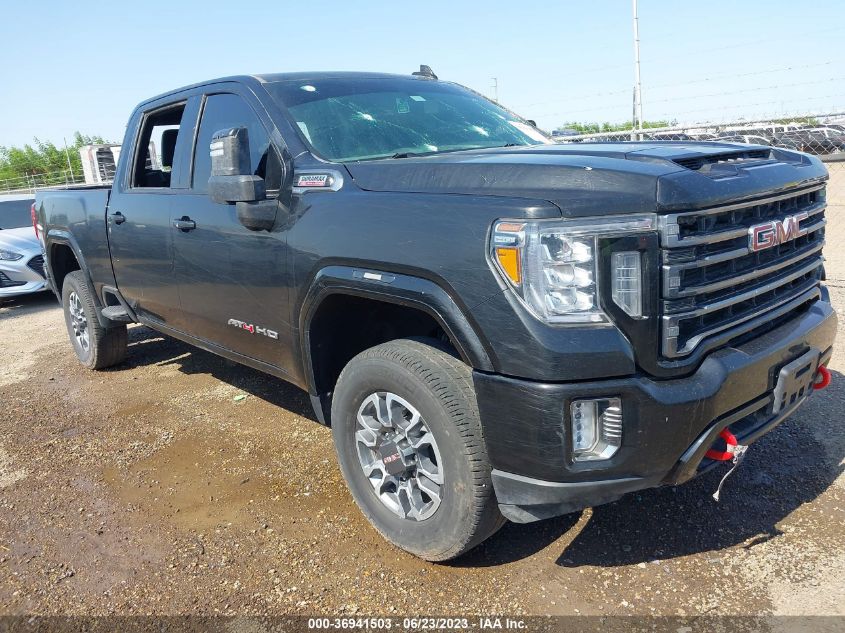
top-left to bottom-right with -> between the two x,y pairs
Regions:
331,338 -> 504,561
62,271 -> 127,370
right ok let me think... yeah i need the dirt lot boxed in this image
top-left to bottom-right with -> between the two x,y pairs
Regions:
1,210 -> 844,621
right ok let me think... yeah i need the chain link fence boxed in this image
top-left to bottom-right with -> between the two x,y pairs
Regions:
553,113 -> 845,205
0,169 -> 86,195
825,158 -> 845,206
553,113 -> 845,157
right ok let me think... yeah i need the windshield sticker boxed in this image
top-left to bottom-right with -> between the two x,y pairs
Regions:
297,122 -> 313,143
410,95 -> 426,102
396,98 -> 410,114
509,121 -> 549,143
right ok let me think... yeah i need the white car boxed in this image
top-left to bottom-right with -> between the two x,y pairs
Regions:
0,198 -> 48,298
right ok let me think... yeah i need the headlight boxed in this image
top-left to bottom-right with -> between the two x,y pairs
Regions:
491,215 -> 655,323
0,249 -> 23,261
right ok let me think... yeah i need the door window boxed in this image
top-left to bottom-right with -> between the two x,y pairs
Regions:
192,94 -> 282,195
132,103 -> 187,188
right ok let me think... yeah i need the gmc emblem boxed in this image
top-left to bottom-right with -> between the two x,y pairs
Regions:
748,212 -> 808,252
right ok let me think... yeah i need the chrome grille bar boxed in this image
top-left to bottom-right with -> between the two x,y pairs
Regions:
659,198 -> 825,248
663,237 -> 824,299
663,286 -> 820,358
659,184 -> 826,358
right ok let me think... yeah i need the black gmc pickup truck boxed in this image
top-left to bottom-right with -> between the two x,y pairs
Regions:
34,68 -> 836,561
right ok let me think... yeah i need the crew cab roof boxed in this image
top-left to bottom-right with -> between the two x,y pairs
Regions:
137,72 -> 437,108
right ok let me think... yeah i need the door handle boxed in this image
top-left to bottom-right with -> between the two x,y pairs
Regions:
110,211 -> 126,225
173,217 -> 196,232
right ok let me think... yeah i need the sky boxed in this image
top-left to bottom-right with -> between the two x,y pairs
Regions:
1,0 -> 844,148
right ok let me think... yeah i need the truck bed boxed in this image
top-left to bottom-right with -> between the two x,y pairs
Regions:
35,186 -> 114,297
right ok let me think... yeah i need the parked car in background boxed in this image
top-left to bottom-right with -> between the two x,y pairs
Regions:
0,196 -> 47,298
774,130 -> 845,155
551,128 -> 581,138
812,127 -> 845,142
718,134 -> 773,146
644,132 -> 694,141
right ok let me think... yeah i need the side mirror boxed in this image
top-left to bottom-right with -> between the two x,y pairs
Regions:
526,119 -> 538,128
208,127 -> 266,204
208,127 -> 277,232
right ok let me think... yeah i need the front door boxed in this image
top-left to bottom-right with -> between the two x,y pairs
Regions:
171,91 -> 293,371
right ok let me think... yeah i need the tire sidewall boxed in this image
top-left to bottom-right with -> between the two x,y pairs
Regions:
332,355 -> 479,559
62,273 -> 95,367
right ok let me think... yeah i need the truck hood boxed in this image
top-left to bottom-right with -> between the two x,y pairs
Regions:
0,226 -> 40,256
345,142 -> 828,217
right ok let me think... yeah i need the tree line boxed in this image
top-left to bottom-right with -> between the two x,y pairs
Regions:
0,133 -> 108,190
556,120 -> 675,134
556,116 -> 821,135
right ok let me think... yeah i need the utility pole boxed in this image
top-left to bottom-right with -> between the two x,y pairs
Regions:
631,87 -> 638,141
491,77 -> 499,103
632,0 -> 644,140
63,137 -> 74,180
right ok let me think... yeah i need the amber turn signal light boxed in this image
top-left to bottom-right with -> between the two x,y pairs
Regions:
495,247 -> 522,286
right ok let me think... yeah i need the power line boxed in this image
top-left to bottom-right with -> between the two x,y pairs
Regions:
653,92 -> 845,121
530,25 -> 845,83
534,77 -> 845,118
514,60 -> 837,110
646,60 -> 835,91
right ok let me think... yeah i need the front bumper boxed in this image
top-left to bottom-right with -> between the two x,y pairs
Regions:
0,256 -> 48,298
474,296 -> 837,523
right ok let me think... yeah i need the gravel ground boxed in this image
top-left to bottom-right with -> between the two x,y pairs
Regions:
0,211 -> 843,621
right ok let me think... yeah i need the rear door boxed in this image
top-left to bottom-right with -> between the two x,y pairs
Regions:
170,90 -> 294,371
108,98 -> 200,326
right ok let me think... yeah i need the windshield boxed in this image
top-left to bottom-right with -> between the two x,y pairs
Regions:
0,199 -> 34,230
266,77 -> 552,162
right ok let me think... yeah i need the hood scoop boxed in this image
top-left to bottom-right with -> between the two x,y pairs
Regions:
674,148 -> 772,172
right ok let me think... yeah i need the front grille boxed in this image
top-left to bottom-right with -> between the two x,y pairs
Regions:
658,184 -> 826,358
27,255 -> 45,278
0,271 -> 26,288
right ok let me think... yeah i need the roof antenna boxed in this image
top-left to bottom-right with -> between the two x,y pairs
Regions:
412,65 -> 438,80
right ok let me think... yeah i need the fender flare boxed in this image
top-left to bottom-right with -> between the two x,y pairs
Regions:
299,265 -> 496,397
44,230 -> 112,329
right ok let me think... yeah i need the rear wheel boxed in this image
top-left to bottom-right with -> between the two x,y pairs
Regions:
62,271 -> 127,369
331,338 -> 504,561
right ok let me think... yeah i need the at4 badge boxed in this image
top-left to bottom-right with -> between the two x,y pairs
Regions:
227,318 -> 278,340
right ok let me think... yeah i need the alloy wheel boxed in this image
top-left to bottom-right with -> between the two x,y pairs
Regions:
355,391 -> 444,521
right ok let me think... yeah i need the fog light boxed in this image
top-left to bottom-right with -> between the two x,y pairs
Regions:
570,397 -> 623,461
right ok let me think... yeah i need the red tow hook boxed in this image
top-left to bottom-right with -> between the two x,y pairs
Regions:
705,428 -> 739,461
814,365 -> 832,391
707,427 -> 750,501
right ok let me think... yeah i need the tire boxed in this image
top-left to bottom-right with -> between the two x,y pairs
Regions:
61,271 -> 127,370
331,338 -> 505,561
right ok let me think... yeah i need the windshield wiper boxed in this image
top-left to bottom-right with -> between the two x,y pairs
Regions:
391,145 -> 520,159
